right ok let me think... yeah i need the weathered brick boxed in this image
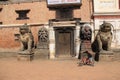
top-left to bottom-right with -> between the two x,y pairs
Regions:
0,0 -> 93,51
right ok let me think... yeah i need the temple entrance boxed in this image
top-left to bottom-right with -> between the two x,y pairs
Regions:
55,27 -> 74,58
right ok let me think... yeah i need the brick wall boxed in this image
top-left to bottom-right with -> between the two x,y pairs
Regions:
0,0 -> 93,51
0,25 -> 45,52
0,27 -> 20,51
0,1 -> 55,24
94,15 -> 120,19
0,0 -> 92,24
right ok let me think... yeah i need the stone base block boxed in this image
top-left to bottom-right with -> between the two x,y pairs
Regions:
99,51 -> 114,61
17,51 -> 34,61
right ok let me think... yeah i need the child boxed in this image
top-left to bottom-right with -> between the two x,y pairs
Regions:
79,51 -> 94,66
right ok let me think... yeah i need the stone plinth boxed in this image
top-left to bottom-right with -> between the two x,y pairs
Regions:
99,51 -> 114,61
17,51 -> 34,61
34,49 -> 49,59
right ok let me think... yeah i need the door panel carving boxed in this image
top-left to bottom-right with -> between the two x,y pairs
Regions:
55,28 -> 74,58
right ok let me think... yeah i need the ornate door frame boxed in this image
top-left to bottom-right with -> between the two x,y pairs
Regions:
54,27 -> 74,58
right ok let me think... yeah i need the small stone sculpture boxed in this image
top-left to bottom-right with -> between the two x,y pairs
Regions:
79,24 -> 94,66
96,21 -> 113,52
37,27 -> 49,49
19,23 -> 34,52
38,27 -> 49,43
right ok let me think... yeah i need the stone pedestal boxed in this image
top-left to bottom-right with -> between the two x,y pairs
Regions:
99,51 -> 114,61
17,51 -> 34,61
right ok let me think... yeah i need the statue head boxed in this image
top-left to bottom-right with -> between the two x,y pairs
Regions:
38,27 -> 48,42
84,25 -> 91,32
81,24 -> 92,40
19,23 -> 29,35
100,21 -> 112,32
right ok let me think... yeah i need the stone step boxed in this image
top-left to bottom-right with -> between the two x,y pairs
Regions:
34,49 -> 49,59
99,54 -> 114,61
0,52 -> 17,58
0,49 -> 49,59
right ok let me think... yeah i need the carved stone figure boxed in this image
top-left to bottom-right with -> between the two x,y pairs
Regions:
80,25 -> 92,41
19,23 -> 34,52
96,21 -> 113,52
38,27 -> 49,43
80,24 -> 93,54
37,27 -> 49,49
79,24 -> 94,66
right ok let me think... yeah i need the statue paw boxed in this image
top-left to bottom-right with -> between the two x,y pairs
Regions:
27,49 -> 33,53
107,49 -> 112,51
99,50 -> 105,53
26,50 -> 30,52
19,48 -> 24,51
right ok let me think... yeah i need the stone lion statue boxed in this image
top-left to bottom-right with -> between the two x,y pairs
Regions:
96,21 -> 113,52
19,23 -> 34,52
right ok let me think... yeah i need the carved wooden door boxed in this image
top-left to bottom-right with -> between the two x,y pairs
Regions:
58,32 -> 71,57
55,28 -> 74,58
